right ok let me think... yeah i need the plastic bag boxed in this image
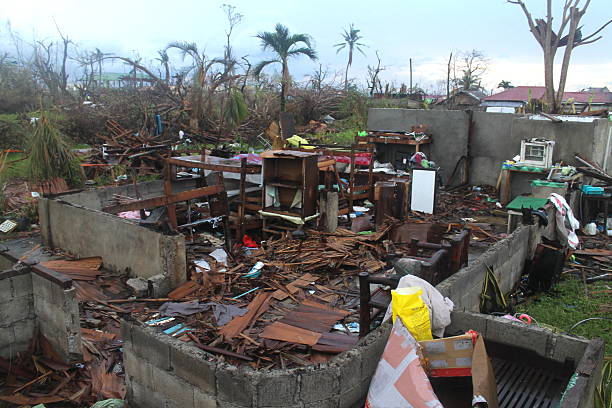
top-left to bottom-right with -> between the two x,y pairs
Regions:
365,318 -> 442,408
391,287 -> 433,341
383,273 -> 453,337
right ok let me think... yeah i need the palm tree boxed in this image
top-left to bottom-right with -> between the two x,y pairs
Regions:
156,49 -> 171,84
334,24 -> 365,90
498,80 -> 514,90
254,24 -> 317,111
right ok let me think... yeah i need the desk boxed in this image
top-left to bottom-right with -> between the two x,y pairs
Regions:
500,167 -> 549,205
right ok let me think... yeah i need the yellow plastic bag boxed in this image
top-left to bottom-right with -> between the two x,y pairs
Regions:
286,135 -> 315,149
391,287 -> 433,341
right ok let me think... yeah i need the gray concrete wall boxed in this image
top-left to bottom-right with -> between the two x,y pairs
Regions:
593,119 -> 612,175
447,311 -> 604,408
0,270 -> 35,359
368,109 -> 469,185
62,180 -> 165,210
367,109 -> 609,188
38,198 -> 187,293
436,225 -> 532,311
0,264 -> 82,363
122,319 -> 392,408
31,272 -> 82,362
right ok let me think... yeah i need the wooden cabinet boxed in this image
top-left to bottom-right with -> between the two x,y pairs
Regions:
261,150 -> 319,220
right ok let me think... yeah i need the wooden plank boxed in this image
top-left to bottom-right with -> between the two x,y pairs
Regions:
219,292 -> 271,339
102,184 -> 224,213
168,280 -> 200,299
166,157 -> 261,174
259,322 -> 322,346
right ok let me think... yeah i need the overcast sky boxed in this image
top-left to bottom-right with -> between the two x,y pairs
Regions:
3,0 -> 611,93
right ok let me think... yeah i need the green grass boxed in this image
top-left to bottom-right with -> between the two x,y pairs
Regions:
2,152 -> 29,180
517,276 -> 611,356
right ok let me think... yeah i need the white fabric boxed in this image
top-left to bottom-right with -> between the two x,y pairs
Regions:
548,193 -> 580,248
383,273 -> 454,337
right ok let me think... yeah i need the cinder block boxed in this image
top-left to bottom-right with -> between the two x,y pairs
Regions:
0,277 -> 12,296
216,365 -> 255,407
0,296 -> 34,325
12,318 -> 35,344
360,337 -> 387,382
151,365 -> 195,408
10,273 -> 32,297
336,349 -> 361,390
551,333 -> 589,364
127,377 -> 167,408
121,319 -> 134,344
170,342 -> 216,394
194,388 -> 217,408
299,366 -> 339,403
0,327 -> 16,356
337,379 -> 368,408
131,324 -> 171,370
217,401 -> 248,408
485,315 -> 551,357
303,397 -> 340,408
123,350 -> 154,389
446,312 -> 487,336
32,273 -> 58,303
257,370 -> 298,407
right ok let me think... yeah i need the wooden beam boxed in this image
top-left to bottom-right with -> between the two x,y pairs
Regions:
102,184 -> 224,213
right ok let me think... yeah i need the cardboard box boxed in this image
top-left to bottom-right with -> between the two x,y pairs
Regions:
420,333 -> 475,377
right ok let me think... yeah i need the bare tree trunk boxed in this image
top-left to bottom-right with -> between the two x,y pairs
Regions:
556,7 -> 580,110
344,59 -> 350,91
281,59 -> 289,111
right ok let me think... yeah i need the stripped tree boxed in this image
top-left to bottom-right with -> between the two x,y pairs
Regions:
334,24 -> 366,91
508,0 -> 612,112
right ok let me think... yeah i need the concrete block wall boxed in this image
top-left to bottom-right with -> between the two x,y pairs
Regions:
0,270 -> 36,359
31,272 -> 82,362
367,108 -> 469,186
436,225 -> 532,311
367,108 -> 609,187
446,311 -> 605,408
122,320 -> 392,408
38,197 -> 187,291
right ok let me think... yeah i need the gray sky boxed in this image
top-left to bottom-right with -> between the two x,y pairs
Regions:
3,0 -> 611,93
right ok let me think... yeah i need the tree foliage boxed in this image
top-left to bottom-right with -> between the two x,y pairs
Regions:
27,114 -> 83,185
335,24 -> 366,90
254,24 -> 317,111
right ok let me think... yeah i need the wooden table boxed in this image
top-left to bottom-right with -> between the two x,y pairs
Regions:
500,167 -> 550,205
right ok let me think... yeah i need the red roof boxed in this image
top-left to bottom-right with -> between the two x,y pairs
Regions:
484,86 -> 612,104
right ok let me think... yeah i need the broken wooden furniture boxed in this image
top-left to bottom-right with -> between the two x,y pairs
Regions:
358,272 -> 400,337
499,167 -> 550,205
374,178 -> 411,225
295,143 -> 375,216
356,128 -> 432,171
166,152 -> 262,239
388,225 -> 470,284
260,150 -> 319,236
102,166 -> 232,251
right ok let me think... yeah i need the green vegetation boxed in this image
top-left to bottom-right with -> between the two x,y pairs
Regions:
517,277 -> 611,356
595,359 -> 611,408
26,114 -> 84,186
2,152 -> 29,180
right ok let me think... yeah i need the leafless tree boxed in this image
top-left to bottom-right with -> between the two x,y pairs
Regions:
454,50 -> 488,91
508,0 -> 612,112
366,50 -> 384,96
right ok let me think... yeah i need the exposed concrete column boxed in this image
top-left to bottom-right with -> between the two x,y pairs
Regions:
321,191 -> 338,233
